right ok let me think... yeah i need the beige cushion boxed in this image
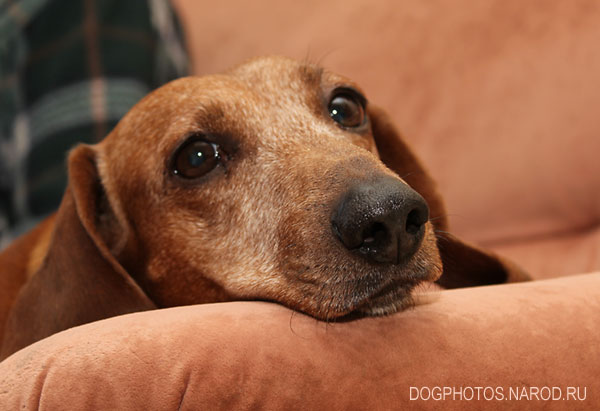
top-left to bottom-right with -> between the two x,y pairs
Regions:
1,273 -> 598,410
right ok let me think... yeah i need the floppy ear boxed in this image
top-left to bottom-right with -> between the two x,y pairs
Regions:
1,145 -> 156,359
368,105 -> 449,232
368,105 -> 530,288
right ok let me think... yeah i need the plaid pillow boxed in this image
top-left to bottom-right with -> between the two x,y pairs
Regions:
0,0 -> 188,247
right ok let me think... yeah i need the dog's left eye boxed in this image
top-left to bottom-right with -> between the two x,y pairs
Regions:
172,139 -> 220,179
328,90 -> 366,128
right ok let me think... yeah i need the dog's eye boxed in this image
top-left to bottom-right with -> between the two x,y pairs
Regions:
172,139 -> 220,179
328,90 -> 366,128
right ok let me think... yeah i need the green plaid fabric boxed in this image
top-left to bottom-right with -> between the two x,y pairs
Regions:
0,0 -> 188,247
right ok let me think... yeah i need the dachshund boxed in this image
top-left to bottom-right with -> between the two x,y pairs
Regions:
0,56 -> 528,359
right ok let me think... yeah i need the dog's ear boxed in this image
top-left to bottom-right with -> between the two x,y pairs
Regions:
368,105 -> 529,288
368,105 -> 449,232
1,145 -> 155,358
433,233 -> 530,288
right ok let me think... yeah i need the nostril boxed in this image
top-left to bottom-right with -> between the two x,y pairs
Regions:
361,222 -> 388,246
406,209 -> 426,235
359,221 -> 390,257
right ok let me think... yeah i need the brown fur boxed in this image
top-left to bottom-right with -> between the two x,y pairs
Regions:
0,56 -> 528,359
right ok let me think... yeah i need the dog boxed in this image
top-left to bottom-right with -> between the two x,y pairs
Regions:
0,56 -> 528,359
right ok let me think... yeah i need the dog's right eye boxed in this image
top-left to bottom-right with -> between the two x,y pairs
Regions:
172,139 -> 220,179
328,89 -> 367,129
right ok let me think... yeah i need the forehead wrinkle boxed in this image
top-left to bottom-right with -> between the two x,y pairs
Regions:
159,83 -> 265,141
186,91 -> 313,151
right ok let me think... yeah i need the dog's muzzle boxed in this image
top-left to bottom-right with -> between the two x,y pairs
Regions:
331,176 -> 429,264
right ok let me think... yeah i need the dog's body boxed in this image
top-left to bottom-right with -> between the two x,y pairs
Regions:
0,56 -> 528,359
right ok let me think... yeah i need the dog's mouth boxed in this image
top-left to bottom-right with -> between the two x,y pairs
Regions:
297,278 -> 419,322
331,272 -> 419,318
333,231 -> 442,319
295,259 -> 440,321
276,222 -> 442,320
353,278 -> 418,316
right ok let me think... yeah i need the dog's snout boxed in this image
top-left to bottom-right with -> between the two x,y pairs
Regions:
331,177 -> 429,264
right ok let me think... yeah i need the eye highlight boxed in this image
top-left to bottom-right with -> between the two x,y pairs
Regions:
172,138 -> 221,179
328,89 -> 367,128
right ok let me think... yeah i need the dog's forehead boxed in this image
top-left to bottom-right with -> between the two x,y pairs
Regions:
159,56 -> 363,121
107,56 -> 361,145
227,56 -> 340,96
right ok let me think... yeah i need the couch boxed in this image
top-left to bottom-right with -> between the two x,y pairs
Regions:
1,0 -> 598,409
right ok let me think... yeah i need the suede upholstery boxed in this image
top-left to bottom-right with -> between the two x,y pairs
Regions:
1,274 -> 598,410
1,0 -> 599,408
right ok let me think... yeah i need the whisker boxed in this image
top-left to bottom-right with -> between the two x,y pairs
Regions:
429,213 -> 471,221
434,229 -> 452,235
289,310 -> 299,336
434,230 -> 455,241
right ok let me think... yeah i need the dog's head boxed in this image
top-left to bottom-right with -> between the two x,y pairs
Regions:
5,57 -> 523,354
85,56 -> 445,319
69,56 -> 518,316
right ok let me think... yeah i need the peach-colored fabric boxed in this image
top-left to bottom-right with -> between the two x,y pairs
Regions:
1,273 -> 598,410
174,0 -> 600,278
491,226 -> 600,279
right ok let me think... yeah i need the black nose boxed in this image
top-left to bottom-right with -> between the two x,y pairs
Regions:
331,176 -> 429,264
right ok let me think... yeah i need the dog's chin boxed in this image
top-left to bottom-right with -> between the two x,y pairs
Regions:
353,281 -> 417,317
301,279 -> 423,321
301,267 -> 439,321
334,258 -> 443,319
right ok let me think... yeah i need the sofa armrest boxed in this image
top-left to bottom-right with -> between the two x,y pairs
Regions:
1,273 -> 598,409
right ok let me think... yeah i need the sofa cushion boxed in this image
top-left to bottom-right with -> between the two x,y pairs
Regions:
1,273 -> 598,410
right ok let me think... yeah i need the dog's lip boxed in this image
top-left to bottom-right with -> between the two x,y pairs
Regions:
363,277 -> 410,303
337,276 -> 404,315
348,267 -> 434,316
369,278 -> 406,299
349,281 -> 413,316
